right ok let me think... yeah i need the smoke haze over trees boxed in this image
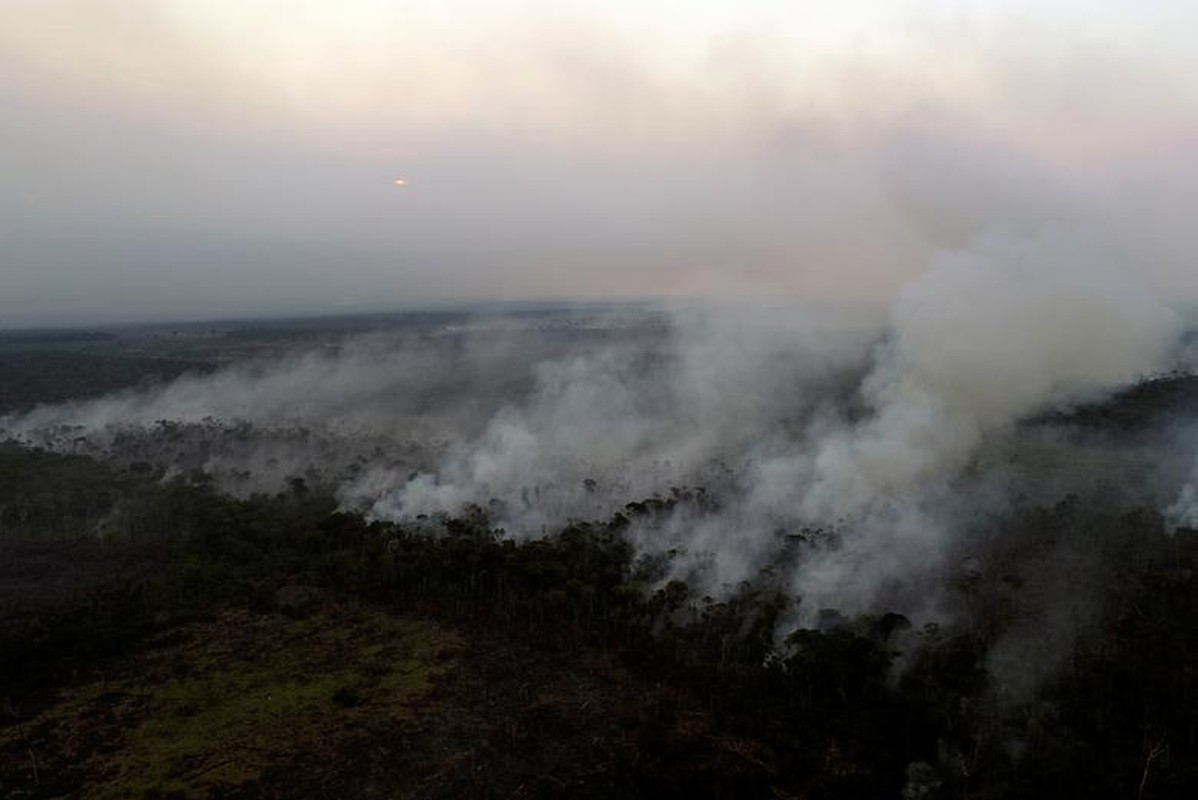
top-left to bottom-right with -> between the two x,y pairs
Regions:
4,2 -> 1198,796
4,286 -> 1195,644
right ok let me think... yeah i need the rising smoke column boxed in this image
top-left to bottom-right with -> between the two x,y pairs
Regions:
351,231 -> 1182,626
1167,456 -> 1198,532
0,234 -> 1185,626
762,233 -> 1180,620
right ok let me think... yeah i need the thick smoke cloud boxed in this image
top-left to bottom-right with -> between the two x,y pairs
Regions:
1170,479 -> 1198,531
359,303 -> 881,535
4,228 -> 1187,636
793,234 -> 1176,516
3,46 -> 1196,647
342,233 -> 1180,625
752,235 -> 1179,620
1168,449 -> 1198,532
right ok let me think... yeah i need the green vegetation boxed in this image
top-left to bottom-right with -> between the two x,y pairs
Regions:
6,606 -> 459,799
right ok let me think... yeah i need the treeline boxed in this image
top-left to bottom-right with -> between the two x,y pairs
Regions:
1,442 -> 1196,798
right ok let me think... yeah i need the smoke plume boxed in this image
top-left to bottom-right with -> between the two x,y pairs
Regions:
1,238 -> 1190,637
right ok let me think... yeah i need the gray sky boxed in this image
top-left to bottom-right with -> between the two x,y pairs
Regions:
3,1 -> 1198,325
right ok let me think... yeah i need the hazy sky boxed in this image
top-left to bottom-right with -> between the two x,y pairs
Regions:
3,1 -> 1198,325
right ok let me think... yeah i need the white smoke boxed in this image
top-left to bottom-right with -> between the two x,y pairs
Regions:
0,326 -> 592,495
0,235 -> 1187,626
748,234 -> 1178,617
336,232 -> 1182,624
356,303 -> 882,532
1167,458 -> 1198,532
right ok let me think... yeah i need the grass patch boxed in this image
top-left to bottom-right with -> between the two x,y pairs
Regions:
2,602 -> 461,798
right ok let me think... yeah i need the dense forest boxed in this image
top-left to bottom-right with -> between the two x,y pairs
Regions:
1,317 -> 1196,798
1,436 -> 1195,798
